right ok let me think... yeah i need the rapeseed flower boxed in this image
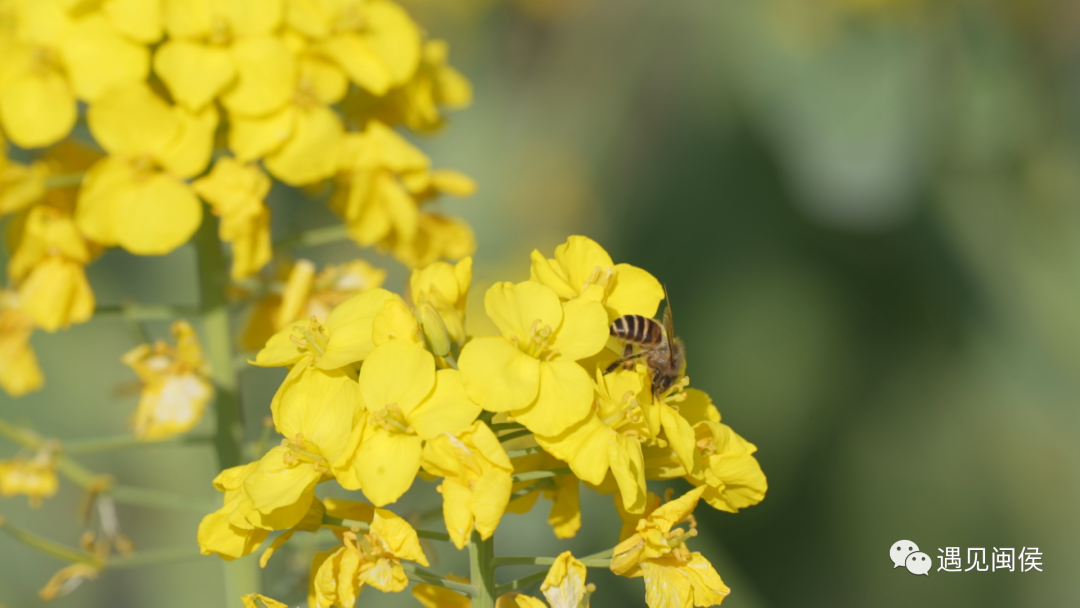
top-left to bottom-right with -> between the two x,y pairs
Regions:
507,451 -> 582,539
360,39 -> 472,133
121,320 -> 213,440
530,236 -> 664,321
192,158 -> 273,280
409,257 -> 471,348
421,420 -> 513,548
348,339 -> 480,506
0,137 -> 45,215
0,290 -> 42,397
311,508 -> 429,606
610,486 -> 730,608
242,594 -> 288,608
458,281 -> 607,436
75,84 -> 216,255
514,552 -> 592,608
0,442 -> 59,507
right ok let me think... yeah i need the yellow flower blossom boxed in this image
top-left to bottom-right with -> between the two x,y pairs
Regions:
241,258 -> 387,351
360,39 -> 472,133
228,51 -> 345,185
311,508 -> 430,607
514,552 -> 591,608
412,574 -> 472,608
0,442 -> 59,507
242,593 -> 288,608
458,281 -> 608,436
507,452 -> 581,539
348,339 -> 480,506
0,0 -> 149,147
530,236 -> 664,321
286,0 -> 422,96
155,0 -> 293,114
535,369 -> 650,513
192,157 -> 273,280
8,202 -> 95,332
331,120 -> 476,267
121,320 -> 214,440
198,462 -> 270,560
75,83 -> 217,255
610,487 -> 730,608
0,290 -> 44,397
421,420 -> 513,549
409,256 -> 471,347
644,390 -> 767,513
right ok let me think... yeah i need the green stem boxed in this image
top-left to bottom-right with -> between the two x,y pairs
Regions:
44,172 -> 85,189
401,563 -> 478,596
324,517 -> 453,543
498,429 -> 533,443
493,548 -> 614,596
511,467 -> 572,483
272,224 -> 349,252
195,211 -> 258,598
93,304 -> 202,320
64,433 -> 213,455
468,531 -> 496,608
488,423 -> 524,432
509,478 -> 553,503
505,446 -> 544,459
0,517 -> 98,566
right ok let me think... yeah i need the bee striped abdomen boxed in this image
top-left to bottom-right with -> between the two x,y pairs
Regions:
610,314 -> 664,347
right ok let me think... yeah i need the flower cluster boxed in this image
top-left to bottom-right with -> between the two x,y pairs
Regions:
198,235 -> 768,607
0,0 -> 474,400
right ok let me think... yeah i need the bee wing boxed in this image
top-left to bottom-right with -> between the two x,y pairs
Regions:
662,284 -> 675,340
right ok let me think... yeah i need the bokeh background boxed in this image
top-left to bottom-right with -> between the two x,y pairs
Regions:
3,0 -> 1080,606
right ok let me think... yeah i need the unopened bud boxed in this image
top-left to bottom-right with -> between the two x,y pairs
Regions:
416,303 -> 452,356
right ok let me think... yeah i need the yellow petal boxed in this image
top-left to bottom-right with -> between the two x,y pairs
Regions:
154,40 -> 237,111
319,33 -> 391,95
458,336 -> 540,413
221,35 -> 295,117
438,477 -> 474,549
540,552 -> 588,608
606,263 -> 664,320
608,432 -> 646,514
273,367 -> 361,463
354,428 -> 422,506
197,507 -> 269,560
251,326 -> 305,367
103,0 -> 163,43
535,414 -> 608,486
162,0 -> 213,38
371,298 -> 421,347
17,259 -> 94,332
512,360 -> 593,436
158,103 -> 219,178
113,173 -> 202,255
318,288 -> 402,364
301,54 -> 349,104
484,281 -> 563,343
659,404 -> 697,476
87,84 -> 179,158
358,339 -> 435,415
363,0 -> 421,86
229,105 -> 296,162
550,297 -> 608,361
529,250 -> 576,299
241,593 -> 289,608
264,104 -> 344,186
224,0 -> 283,37
547,476 -> 581,540
241,447 -> 322,529
407,369 -> 480,439
0,73 -> 76,148
61,14 -> 149,101
73,157 -> 130,246
553,236 -> 614,293
371,508 -> 429,565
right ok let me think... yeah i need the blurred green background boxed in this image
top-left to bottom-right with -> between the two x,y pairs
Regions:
3,0 -> 1079,606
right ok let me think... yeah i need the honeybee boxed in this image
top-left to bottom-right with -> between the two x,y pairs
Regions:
604,287 -> 686,398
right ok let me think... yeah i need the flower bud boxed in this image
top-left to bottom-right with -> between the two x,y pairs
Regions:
416,302 -> 452,356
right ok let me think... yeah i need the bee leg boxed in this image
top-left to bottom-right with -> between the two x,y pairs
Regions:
620,344 -> 635,370
604,349 -> 648,375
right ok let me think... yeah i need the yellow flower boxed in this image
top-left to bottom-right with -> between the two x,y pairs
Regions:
155,0 -> 293,114
241,258 -> 387,351
311,508 -> 429,606
514,552 -> 592,608
8,203 -> 95,332
0,0 -> 149,147
409,256 -> 472,347
75,83 -> 217,255
530,236 -> 664,321
197,462 -> 270,560
360,39 -> 472,133
348,339 -> 480,506
0,442 -> 59,507
506,451 -> 581,539
421,420 -> 513,549
535,369 -> 651,513
121,320 -> 214,440
242,594 -> 288,608
458,281 -> 608,436
0,290 -> 44,397
610,487 -> 730,608
228,50 -> 346,185
192,158 -> 273,280
286,0 -> 422,96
